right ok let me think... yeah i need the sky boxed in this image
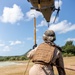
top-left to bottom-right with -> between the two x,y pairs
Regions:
0,0 -> 75,56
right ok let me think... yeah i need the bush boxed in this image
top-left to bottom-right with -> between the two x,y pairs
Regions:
63,53 -> 74,57
62,41 -> 75,56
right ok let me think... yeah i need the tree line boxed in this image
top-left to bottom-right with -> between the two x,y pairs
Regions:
0,56 -> 28,61
0,41 -> 75,61
62,41 -> 75,56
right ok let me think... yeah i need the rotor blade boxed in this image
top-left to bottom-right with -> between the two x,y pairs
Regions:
58,0 -> 59,7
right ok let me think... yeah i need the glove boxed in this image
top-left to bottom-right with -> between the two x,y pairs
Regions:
33,44 -> 37,49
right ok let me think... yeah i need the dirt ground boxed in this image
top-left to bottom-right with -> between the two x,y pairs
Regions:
0,56 -> 75,75
63,56 -> 75,75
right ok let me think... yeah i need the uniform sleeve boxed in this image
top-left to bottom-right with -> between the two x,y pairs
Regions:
55,51 -> 66,75
27,47 -> 37,59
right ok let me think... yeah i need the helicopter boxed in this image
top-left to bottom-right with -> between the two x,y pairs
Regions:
27,0 -> 60,26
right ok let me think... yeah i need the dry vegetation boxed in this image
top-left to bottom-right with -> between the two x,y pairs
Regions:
54,56 -> 75,75
0,56 -> 75,75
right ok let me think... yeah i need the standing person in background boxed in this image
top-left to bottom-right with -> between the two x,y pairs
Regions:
27,30 -> 66,75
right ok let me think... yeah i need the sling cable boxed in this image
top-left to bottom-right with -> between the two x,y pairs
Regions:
24,16 -> 37,75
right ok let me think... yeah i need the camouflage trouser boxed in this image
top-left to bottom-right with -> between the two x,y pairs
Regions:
29,64 -> 54,75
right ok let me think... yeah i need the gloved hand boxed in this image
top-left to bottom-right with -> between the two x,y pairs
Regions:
33,44 -> 37,49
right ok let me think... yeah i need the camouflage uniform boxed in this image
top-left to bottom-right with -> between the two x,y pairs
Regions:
27,30 -> 66,75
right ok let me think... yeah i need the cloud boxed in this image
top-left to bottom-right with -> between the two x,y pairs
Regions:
25,9 -> 42,21
0,40 -> 24,52
50,16 -> 59,24
10,40 -> 22,45
65,38 -> 75,42
55,0 -> 62,9
48,20 -> 75,34
37,16 -> 58,27
37,20 -> 47,27
27,37 -> 33,40
3,46 -> 10,52
0,43 -> 5,47
0,4 -> 24,24
0,41 -> 5,47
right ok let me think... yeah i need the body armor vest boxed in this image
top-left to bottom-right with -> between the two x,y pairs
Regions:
32,43 -> 55,63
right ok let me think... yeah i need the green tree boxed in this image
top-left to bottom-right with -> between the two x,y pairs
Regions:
65,41 -> 74,46
62,41 -> 75,56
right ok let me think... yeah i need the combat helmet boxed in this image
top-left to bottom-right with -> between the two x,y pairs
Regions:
43,30 -> 56,42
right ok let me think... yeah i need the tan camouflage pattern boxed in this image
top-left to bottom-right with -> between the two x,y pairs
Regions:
27,43 -> 66,75
32,43 -> 55,63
